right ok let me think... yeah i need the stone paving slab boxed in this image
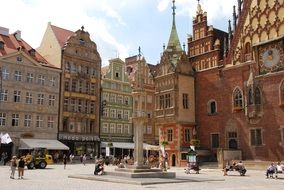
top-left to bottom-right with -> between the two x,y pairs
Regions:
68,173 -> 224,185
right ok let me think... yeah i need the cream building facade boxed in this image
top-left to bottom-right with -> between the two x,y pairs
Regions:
0,27 -> 61,156
38,23 -> 101,156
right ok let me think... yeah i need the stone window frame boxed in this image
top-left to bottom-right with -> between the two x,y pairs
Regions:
184,128 -> 191,143
207,99 -> 217,115
0,112 -> 6,126
167,128 -> 173,142
232,87 -> 243,111
102,123 -> 109,133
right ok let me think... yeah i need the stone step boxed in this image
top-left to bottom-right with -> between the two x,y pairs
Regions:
105,171 -> 176,178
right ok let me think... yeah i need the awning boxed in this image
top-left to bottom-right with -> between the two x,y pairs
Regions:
19,139 -> 69,150
101,142 -> 160,150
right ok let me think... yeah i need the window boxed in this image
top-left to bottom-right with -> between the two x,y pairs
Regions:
79,80 -> 83,93
70,98 -> 76,112
115,72 -> 119,78
26,73 -> 33,83
167,129 -> 173,142
102,123 -> 109,133
110,109 -> 116,118
165,94 -> 171,108
2,68 -> 9,80
124,124 -> 130,134
64,80 -> 70,91
117,95 -> 123,104
280,126 -> 284,143
14,90 -> 21,102
38,75 -> 45,85
36,115 -> 44,128
281,81 -> 284,102
159,95 -> 164,109
0,113 -> 6,126
103,108 -> 109,117
124,110 -> 129,119
14,71 -> 22,81
12,114 -> 19,126
0,89 -> 8,102
63,98 -> 69,111
255,87 -> 261,105
24,114 -> 32,127
37,94 -> 44,105
184,128 -> 191,142
211,133 -> 219,148
90,83 -> 95,95
250,128 -> 262,146
117,110 -> 122,119
248,88 -> 253,105
65,62 -> 70,72
233,88 -> 243,108
124,96 -> 129,105
110,94 -> 116,103
85,82 -> 89,94
77,99 -> 82,112
26,92 -> 33,104
110,123 -> 115,133
183,93 -> 189,109
49,95 -> 55,106
208,100 -> 217,115
71,80 -> 77,92
47,116 -> 54,128
117,124 -> 123,134
90,101 -> 95,114
50,77 -> 56,87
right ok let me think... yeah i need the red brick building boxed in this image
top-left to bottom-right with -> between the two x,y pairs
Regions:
192,0 -> 284,161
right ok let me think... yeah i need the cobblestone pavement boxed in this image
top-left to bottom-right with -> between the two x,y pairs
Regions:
0,163 -> 283,190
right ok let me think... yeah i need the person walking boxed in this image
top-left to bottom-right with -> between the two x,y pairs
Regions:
18,157 -> 25,179
10,156 -> 17,179
63,154 -> 67,169
82,154 -> 87,166
69,153 -> 74,164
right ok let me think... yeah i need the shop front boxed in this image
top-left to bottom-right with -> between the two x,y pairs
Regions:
58,133 -> 100,157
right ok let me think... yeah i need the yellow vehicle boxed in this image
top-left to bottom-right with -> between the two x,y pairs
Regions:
23,148 -> 54,169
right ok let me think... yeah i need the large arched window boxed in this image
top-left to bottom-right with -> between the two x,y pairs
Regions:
233,88 -> 243,108
255,87 -> 261,105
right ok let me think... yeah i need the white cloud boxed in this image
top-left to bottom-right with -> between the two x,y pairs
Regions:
0,0 -> 129,66
157,0 -> 170,12
157,0 -> 236,24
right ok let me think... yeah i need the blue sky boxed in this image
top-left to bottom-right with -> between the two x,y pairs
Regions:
1,0 -> 236,66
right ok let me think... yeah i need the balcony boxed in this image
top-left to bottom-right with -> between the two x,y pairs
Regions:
64,91 -> 96,101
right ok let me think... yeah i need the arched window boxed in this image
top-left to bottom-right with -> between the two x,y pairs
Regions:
255,87 -> 261,105
248,88 -> 253,105
208,100 -> 217,115
280,81 -> 284,103
233,88 -> 243,108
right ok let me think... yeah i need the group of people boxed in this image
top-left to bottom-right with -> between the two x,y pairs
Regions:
266,162 -> 284,178
9,156 -> 25,179
223,160 -> 247,176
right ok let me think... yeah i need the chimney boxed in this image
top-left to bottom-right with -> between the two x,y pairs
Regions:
0,26 -> 9,36
14,30 -> 21,41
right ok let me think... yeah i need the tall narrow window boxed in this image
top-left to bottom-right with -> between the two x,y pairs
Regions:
26,73 -> 34,83
281,81 -> 284,103
184,128 -> 191,142
183,93 -> 189,109
36,115 -> 43,128
37,94 -> 44,105
14,91 -> 21,102
0,113 -> 6,126
26,92 -> 33,104
159,95 -> 164,109
47,116 -> 54,128
0,89 -> 8,102
248,88 -> 253,105
24,114 -> 32,127
38,75 -> 45,85
14,71 -> 22,81
167,129 -> 173,142
2,68 -> 9,80
208,100 -> 217,115
255,87 -> 261,105
12,114 -> 19,126
49,95 -> 55,106
250,128 -> 262,146
233,88 -> 243,108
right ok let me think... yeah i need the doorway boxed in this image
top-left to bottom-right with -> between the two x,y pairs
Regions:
171,154 -> 176,166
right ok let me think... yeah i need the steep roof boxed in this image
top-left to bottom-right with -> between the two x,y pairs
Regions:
0,31 -> 54,67
166,0 -> 182,53
50,24 -> 74,48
